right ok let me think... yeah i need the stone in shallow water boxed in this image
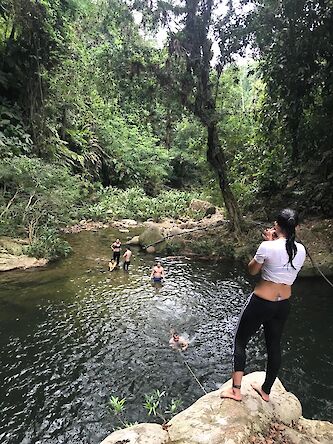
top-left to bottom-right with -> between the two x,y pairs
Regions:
146,246 -> 156,254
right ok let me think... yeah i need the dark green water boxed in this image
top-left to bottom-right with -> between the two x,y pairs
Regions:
0,229 -> 332,444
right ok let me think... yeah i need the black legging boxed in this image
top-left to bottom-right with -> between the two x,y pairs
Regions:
233,293 -> 290,394
113,251 -> 120,265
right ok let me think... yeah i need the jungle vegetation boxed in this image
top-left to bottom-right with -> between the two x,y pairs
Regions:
0,0 -> 332,258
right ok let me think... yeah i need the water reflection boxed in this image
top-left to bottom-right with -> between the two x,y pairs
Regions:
0,230 -> 332,444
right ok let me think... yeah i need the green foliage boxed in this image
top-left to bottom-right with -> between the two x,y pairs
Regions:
168,116 -> 209,189
144,389 -> 166,417
108,396 -> 126,415
0,156 -> 86,245
143,389 -> 183,422
0,0 -> 331,263
108,390 -> 182,429
165,240 -> 184,255
190,236 -> 235,258
27,228 -> 72,261
247,0 -> 333,215
0,103 -> 33,158
86,187 -> 197,222
108,396 -> 128,428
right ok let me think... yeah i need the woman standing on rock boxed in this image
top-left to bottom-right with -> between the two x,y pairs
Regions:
221,208 -> 306,402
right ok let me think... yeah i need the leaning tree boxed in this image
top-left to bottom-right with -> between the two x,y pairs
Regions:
130,0 -> 247,234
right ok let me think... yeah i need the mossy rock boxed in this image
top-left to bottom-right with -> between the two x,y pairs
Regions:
0,237 -> 29,255
139,225 -> 166,253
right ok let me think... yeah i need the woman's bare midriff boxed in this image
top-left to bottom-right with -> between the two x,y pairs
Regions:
253,279 -> 291,301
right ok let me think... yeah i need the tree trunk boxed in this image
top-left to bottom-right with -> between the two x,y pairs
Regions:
207,124 -> 243,236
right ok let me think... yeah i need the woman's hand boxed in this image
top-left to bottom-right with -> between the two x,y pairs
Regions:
262,227 -> 277,241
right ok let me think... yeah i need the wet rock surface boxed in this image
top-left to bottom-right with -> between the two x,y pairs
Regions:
100,372 -> 333,444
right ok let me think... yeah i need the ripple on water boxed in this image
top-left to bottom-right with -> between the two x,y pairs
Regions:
0,244 -> 332,443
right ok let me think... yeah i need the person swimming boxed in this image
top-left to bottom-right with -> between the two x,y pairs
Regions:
169,332 -> 189,351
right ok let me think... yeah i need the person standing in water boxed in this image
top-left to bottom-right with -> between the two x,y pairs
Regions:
111,238 -> 121,266
150,262 -> 165,282
123,248 -> 132,271
221,208 -> 306,402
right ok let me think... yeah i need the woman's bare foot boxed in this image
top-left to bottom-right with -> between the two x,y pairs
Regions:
220,387 -> 242,401
251,383 -> 270,402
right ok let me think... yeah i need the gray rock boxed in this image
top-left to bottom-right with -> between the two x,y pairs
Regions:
190,199 -> 216,216
146,246 -> 156,254
168,227 -> 183,236
121,219 -> 138,227
127,235 -> 140,246
139,225 -> 165,253
0,253 -> 48,272
100,372 -> 333,444
100,423 -> 169,444
0,237 -> 48,272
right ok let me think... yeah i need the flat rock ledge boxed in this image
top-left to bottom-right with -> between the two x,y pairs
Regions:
0,237 -> 48,272
0,253 -> 48,272
101,372 -> 333,444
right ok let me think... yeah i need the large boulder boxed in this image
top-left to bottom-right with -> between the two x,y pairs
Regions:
0,237 -> 48,272
146,245 -> 156,254
127,235 -> 140,246
100,372 -> 333,444
190,199 -> 216,216
139,225 -> 165,253
284,417 -> 333,444
167,371 -> 301,444
100,423 -> 169,444
0,253 -> 47,272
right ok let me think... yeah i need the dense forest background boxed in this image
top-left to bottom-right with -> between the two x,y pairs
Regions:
1,0 -> 332,258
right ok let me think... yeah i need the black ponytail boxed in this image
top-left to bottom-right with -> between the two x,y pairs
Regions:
276,208 -> 298,269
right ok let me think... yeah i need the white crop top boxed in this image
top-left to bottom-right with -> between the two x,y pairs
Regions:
254,238 -> 306,285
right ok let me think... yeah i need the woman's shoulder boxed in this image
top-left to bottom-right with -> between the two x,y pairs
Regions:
295,241 -> 306,254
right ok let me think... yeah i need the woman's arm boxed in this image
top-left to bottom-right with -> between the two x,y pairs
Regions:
248,258 -> 263,275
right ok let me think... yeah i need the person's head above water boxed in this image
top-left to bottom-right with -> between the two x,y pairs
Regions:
116,238 -> 120,243
173,333 -> 180,341
275,208 -> 299,269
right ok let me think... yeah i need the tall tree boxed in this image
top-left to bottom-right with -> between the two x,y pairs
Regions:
0,0 -> 76,147
247,0 -> 333,214
131,0 -> 245,234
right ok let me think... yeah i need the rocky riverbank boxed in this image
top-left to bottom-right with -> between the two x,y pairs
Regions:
1,198 -> 332,276
0,236 -> 47,272
126,213 -> 333,278
100,371 -> 333,444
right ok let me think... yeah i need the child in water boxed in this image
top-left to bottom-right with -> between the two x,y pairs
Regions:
108,259 -> 117,272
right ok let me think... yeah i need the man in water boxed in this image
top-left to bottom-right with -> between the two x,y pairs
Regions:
111,238 -> 121,266
169,333 -> 189,351
150,262 -> 165,282
123,248 -> 132,271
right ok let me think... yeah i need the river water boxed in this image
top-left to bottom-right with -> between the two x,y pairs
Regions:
0,229 -> 332,444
